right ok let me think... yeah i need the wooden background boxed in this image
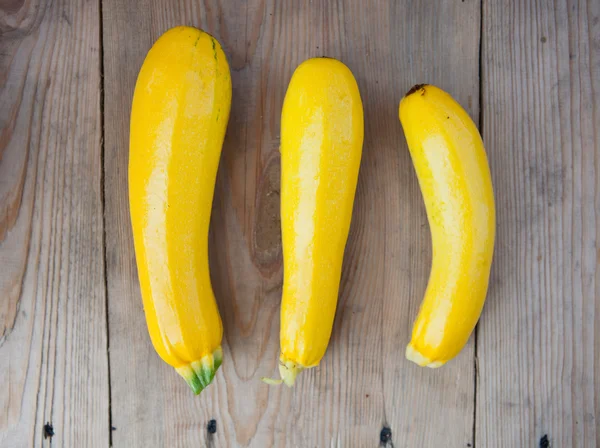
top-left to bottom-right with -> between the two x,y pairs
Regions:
1,0 -> 598,446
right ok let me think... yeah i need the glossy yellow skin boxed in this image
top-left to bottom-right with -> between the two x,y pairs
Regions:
399,85 -> 495,367
129,27 -> 231,393
278,58 -> 364,385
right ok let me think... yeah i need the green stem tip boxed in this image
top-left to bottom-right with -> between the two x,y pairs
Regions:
175,347 -> 223,395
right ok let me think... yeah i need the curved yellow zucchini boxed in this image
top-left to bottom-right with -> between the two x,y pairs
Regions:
399,84 -> 495,367
129,26 -> 231,393
278,58 -> 364,386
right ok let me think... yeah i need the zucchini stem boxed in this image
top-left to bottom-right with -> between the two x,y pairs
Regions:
278,359 -> 303,387
260,377 -> 283,385
405,344 -> 444,368
175,346 -> 223,395
261,356 -> 304,387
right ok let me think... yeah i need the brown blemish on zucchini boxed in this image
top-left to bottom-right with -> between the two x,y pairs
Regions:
405,84 -> 428,97
211,37 -> 217,61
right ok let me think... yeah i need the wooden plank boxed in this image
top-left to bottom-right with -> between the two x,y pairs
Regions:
103,1 -> 480,446
477,0 -> 599,446
0,0 -> 109,446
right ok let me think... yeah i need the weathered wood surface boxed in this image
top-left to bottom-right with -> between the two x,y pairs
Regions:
476,0 -> 600,447
1,0 -> 598,446
102,1 -> 481,447
0,0 -> 108,447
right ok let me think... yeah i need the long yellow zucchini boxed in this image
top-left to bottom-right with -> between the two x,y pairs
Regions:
129,26 -> 231,394
399,84 -> 495,367
276,58 -> 364,386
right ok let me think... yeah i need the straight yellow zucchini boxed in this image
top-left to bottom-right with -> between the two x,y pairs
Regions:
129,26 -> 231,394
277,58 -> 364,386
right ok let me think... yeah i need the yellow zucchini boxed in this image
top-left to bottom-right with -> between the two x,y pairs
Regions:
399,84 -> 495,367
277,58 -> 364,386
129,26 -> 231,393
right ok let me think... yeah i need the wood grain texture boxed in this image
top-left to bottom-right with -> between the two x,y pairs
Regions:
0,0 -> 108,446
477,0 -> 600,446
103,1 -> 481,446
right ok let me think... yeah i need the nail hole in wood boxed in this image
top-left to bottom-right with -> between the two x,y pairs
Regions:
207,419 -> 217,435
43,422 -> 54,440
